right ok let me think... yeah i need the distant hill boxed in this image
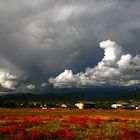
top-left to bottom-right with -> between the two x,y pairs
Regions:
0,88 -> 140,102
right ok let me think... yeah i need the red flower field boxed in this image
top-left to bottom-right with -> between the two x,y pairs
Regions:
0,108 -> 140,140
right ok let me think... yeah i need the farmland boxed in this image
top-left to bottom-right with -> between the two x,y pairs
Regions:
0,108 -> 140,139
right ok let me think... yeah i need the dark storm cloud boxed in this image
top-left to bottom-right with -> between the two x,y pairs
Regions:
0,0 -> 140,89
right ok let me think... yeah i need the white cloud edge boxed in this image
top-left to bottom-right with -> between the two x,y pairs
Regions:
0,70 -> 18,90
26,84 -> 35,90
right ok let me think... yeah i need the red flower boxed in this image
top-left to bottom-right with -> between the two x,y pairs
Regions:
89,138 -> 96,140
17,129 -> 25,138
27,129 -> 40,139
1,127 -> 10,134
68,116 -> 79,124
0,115 -> 5,119
1,125 -> 17,134
52,129 -> 73,139
122,130 -> 140,139
91,118 -> 101,126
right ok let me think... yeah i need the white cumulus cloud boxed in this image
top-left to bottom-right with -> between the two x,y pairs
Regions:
0,70 -> 18,89
41,82 -> 49,87
26,84 -> 35,90
49,40 -> 140,88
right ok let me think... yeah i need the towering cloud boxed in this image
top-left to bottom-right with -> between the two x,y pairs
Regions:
49,40 -> 140,88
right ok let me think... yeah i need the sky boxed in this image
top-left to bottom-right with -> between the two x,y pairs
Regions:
0,0 -> 140,92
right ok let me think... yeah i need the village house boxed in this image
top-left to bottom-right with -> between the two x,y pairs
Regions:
75,101 -> 95,109
111,101 -> 140,109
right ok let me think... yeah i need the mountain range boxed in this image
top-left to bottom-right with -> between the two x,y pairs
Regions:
0,87 -> 140,102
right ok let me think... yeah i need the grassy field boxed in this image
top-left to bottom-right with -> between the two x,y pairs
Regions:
0,108 -> 140,139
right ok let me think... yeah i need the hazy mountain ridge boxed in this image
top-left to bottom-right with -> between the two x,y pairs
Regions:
0,88 -> 140,102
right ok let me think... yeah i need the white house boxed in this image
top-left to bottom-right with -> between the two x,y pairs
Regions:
61,104 -> 67,108
75,101 -> 95,109
75,102 -> 84,109
111,104 -> 123,109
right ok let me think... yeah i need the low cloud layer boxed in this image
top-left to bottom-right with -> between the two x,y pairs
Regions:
49,40 -> 140,88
